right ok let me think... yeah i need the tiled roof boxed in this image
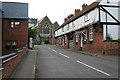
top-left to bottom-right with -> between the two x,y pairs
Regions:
56,1 -> 100,31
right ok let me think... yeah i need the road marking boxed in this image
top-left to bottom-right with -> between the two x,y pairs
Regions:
76,60 -> 111,76
59,53 -> 70,59
48,48 -> 51,50
52,49 -> 57,52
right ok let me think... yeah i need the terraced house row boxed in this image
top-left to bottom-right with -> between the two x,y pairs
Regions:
55,0 -> 120,55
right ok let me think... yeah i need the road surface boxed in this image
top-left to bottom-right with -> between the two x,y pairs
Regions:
35,45 -> 118,78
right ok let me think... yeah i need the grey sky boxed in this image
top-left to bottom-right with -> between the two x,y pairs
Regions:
1,0 -> 97,25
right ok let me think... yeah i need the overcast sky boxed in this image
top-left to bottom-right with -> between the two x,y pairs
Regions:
1,0 -> 119,25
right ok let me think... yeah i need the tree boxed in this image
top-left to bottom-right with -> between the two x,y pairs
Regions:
28,27 -> 38,39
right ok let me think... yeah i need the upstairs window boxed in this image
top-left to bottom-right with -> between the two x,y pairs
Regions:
67,24 -> 69,30
84,14 -> 89,22
10,21 -> 20,28
11,22 -> 14,28
62,27 -> 64,32
89,28 -> 93,41
15,22 -> 20,27
72,23 -> 75,28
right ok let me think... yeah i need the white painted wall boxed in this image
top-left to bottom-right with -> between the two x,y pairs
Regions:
101,0 -> 120,40
55,8 -> 99,37
118,1 -> 120,39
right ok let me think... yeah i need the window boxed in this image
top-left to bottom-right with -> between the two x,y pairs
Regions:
72,22 -> 75,28
65,35 -> 66,44
6,41 -> 10,50
89,28 -> 93,41
15,22 -> 20,27
6,41 -> 17,50
12,41 -> 17,49
11,22 -> 14,28
10,21 -> 20,28
76,34 -> 78,43
67,24 -> 69,30
84,14 -> 89,22
83,30 -> 87,41
62,27 -> 64,32
43,23 -> 49,34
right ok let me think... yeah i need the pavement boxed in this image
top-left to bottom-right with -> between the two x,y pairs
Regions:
9,49 -> 38,79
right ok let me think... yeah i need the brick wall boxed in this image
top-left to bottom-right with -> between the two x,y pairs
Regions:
103,41 -> 120,55
55,24 -> 119,55
3,18 -> 28,55
82,25 -> 104,54
1,47 -> 27,79
73,33 -> 80,50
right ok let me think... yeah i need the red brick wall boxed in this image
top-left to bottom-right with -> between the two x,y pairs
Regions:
64,35 -> 69,48
3,18 -> 28,55
55,24 -> 119,55
73,33 -> 80,50
82,25 -> 104,54
103,41 -> 120,55
1,47 -> 27,79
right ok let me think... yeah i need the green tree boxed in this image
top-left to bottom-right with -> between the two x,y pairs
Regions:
28,27 -> 38,38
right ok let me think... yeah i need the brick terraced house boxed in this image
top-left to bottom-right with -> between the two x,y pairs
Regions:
55,0 -> 120,55
2,2 -> 28,55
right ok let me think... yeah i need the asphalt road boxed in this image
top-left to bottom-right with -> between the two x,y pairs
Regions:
35,45 -> 118,78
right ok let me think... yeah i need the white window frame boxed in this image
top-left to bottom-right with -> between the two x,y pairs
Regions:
62,27 -> 64,32
67,24 -> 69,30
76,34 -> 78,43
72,22 -> 75,28
89,27 -> 93,41
84,13 -> 89,22
65,35 -> 66,44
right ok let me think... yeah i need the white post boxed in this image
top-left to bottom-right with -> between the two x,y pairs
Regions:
29,37 -> 33,49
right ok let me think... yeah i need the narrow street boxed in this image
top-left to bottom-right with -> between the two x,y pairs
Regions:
35,45 -> 118,78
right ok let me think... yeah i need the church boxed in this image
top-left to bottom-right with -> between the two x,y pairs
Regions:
35,16 -> 59,44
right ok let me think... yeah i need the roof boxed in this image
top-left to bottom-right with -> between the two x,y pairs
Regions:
56,1 -> 100,31
34,16 -> 52,28
2,2 -> 28,19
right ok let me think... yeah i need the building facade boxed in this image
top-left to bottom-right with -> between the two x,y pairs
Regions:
2,2 -> 28,55
55,0 -> 120,55
35,16 -> 59,44
0,9 -> 2,56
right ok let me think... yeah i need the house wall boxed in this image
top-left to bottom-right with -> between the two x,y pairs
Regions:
3,18 -> 28,55
55,1 -> 120,55
118,1 -> 120,39
55,8 -> 99,37
100,0 -> 119,40
0,10 -> 2,56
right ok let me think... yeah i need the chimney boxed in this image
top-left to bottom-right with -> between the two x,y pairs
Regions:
64,18 -> 68,22
82,4 -> 88,10
74,9 -> 80,15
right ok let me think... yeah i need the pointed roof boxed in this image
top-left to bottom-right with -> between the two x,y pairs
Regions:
34,16 -> 52,28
